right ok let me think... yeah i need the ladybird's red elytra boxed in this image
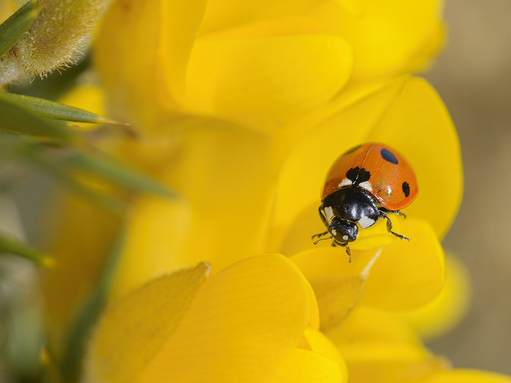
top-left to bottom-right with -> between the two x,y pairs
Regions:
313,142 -> 418,262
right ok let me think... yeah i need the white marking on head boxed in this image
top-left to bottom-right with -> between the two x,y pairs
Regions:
324,206 -> 334,221
358,216 -> 376,229
342,235 -> 349,241
331,229 -> 337,236
359,181 -> 373,193
338,178 -> 352,188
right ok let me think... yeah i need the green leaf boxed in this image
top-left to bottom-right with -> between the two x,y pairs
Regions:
57,151 -> 176,198
1,93 -> 124,125
0,233 -> 53,267
0,93 -> 78,142
0,0 -> 39,57
30,155 -> 127,215
60,225 -> 126,382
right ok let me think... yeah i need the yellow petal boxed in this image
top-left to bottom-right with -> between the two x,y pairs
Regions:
137,254 -> 313,383
325,306 -> 449,383
308,0 -> 445,81
291,218 -> 444,313
111,122 -> 274,298
285,327 -> 348,382
95,0 -> 208,128
42,191 -> 120,355
199,0 -> 320,34
346,357 -> 448,383
397,254 -> 471,340
325,306 -> 429,362
186,20 -> 353,132
292,247 -> 383,329
267,348 -> 346,383
361,219 -> 445,310
0,2 -> 17,23
301,327 -> 347,371
424,370 -> 511,383
271,76 -> 460,252
84,263 -> 211,383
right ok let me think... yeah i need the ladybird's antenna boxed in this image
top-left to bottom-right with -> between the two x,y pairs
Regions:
313,236 -> 333,245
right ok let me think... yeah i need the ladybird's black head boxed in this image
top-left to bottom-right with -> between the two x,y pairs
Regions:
329,217 -> 358,245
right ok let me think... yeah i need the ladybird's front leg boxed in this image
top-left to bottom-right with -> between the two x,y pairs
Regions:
312,231 -> 329,240
312,205 -> 333,242
318,204 -> 330,228
379,211 -> 410,241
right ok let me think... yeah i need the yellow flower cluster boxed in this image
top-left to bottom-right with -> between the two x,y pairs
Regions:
41,0 -> 511,382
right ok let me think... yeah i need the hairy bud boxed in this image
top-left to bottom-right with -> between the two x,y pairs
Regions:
0,0 -> 110,85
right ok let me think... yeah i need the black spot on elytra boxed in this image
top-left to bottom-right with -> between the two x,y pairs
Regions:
402,182 -> 410,197
381,148 -> 398,164
342,144 -> 362,156
346,167 -> 370,185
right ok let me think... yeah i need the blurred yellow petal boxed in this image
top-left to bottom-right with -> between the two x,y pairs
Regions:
424,370 -> 511,383
325,306 -> 429,362
200,0 -> 319,34
96,0 -> 208,128
42,191 -> 119,355
187,22 -> 353,132
361,219 -> 445,310
135,254 -> 313,383
397,254 -> 471,340
325,306 -> 449,383
308,0 -> 445,81
271,76 -> 460,251
346,357 -> 448,383
84,263 -> 211,383
111,122 -> 274,298
267,349 -> 345,383
201,0 -> 444,84
0,2 -> 17,23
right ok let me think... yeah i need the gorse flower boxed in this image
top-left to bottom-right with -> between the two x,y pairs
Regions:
95,0 -> 445,135
19,0 -> 507,382
84,256 -> 347,383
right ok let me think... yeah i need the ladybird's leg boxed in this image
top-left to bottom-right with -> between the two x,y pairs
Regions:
313,205 -> 331,240
312,231 -> 329,240
380,208 -> 407,219
388,210 -> 407,219
318,204 -> 330,228
379,211 -> 410,241
344,244 -> 352,263
314,235 -> 333,245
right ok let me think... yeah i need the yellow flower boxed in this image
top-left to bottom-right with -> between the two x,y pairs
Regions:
109,75 -> 461,302
325,305 -> 511,383
34,0 -> 511,382
396,253 -> 471,340
95,0 -> 445,134
83,255 -> 347,383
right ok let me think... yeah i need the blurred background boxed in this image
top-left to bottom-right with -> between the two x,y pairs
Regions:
425,0 -> 511,374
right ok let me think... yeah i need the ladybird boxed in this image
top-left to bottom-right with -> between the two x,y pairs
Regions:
312,142 -> 418,262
